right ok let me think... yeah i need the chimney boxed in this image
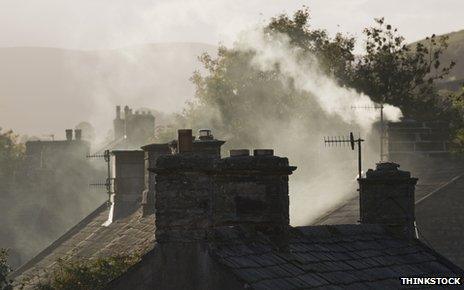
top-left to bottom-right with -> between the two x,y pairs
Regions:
140,143 -> 171,217
214,149 -> 296,248
193,129 -> 225,158
152,153 -> 215,242
110,150 -> 145,220
124,105 -> 130,118
116,105 -> 121,119
150,134 -> 296,245
359,162 -> 418,239
74,129 -> 82,141
65,129 -> 73,141
177,129 -> 193,153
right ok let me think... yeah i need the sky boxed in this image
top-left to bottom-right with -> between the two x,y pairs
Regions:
0,0 -> 463,52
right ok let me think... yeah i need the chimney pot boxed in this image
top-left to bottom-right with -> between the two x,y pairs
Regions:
230,149 -> 250,157
65,129 -> 73,141
198,129 -> 213,140
74,129 -> 82,141
253,149 -> 274,156
177,129 -> 193,153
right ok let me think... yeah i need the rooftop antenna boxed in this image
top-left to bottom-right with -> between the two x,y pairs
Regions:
87,149 -> 113,205
351,103 -> 385,161
324,132 -> 365,184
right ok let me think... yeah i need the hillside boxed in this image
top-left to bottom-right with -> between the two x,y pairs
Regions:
0,43 -> 217,139
411,29 -> 464,90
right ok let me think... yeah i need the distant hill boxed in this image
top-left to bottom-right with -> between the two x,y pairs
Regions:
411,29 -> 464,90
0,43 -> 217,139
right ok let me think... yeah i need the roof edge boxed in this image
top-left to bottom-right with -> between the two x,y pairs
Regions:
10,202 -> 109,278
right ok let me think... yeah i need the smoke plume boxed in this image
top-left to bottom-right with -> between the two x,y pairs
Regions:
193,27 -> 403,225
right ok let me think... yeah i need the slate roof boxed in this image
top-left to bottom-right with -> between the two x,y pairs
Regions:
210,224 -> 464,289
314,166 -> 464,225
11,165 -> 464,289
10,203 -> 155,289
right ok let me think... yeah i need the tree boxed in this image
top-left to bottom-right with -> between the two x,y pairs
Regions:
183,8 -> 357,148
0,249 -> 12,290
0,129 -> 24,184
350,17 -> 456,120
179,8 -> 459,148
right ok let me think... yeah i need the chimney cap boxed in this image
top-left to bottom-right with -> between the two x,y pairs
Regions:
365,162 -> 413,179
230,149 -> 250,157
141,143 -> 170,152
198,128 -> 214,140
253,149 -> 274,156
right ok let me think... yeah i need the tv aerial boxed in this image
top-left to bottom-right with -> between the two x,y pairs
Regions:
324,132 -> 365,184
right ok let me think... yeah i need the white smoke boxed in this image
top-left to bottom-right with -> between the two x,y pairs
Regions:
236,27 -> 402,132
227,27 -> 403,225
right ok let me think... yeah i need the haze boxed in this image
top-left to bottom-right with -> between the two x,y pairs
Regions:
1,0 -> 462,50
0,0 -> 463,138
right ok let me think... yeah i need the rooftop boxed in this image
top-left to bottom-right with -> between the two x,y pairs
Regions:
11,204 -> 154,289
210,224 -> 463,289
314,166 -> 464,226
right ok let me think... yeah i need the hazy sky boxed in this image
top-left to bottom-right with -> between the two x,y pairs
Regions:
0,0 -> 463,51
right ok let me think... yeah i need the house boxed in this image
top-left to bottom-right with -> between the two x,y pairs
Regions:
113,105 -> 155,148
10,129 -> 464,289
0,129 -> 100,268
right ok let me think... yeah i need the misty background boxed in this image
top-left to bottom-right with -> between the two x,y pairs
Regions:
1,0 -> 464,139
1,0 -> 464,268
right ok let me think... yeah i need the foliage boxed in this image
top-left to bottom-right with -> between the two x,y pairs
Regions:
183,8 -> 356,148
0,128 -> 25,182
175,8 -> 462,148
0,249 -> 12,290
350,17 -> 456,120
34,254 -> 138,290
266,7 -> 355,83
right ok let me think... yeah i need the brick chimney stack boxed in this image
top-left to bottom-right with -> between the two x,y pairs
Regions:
359,162 -> 418,239
214,149 -> 296,248
153,153 -> 215,242
151,131 -> 296,245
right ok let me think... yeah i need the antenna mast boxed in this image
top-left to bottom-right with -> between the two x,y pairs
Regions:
351,103 -> 385,161
87,150 -> 113,204
324,132 -> 365,184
